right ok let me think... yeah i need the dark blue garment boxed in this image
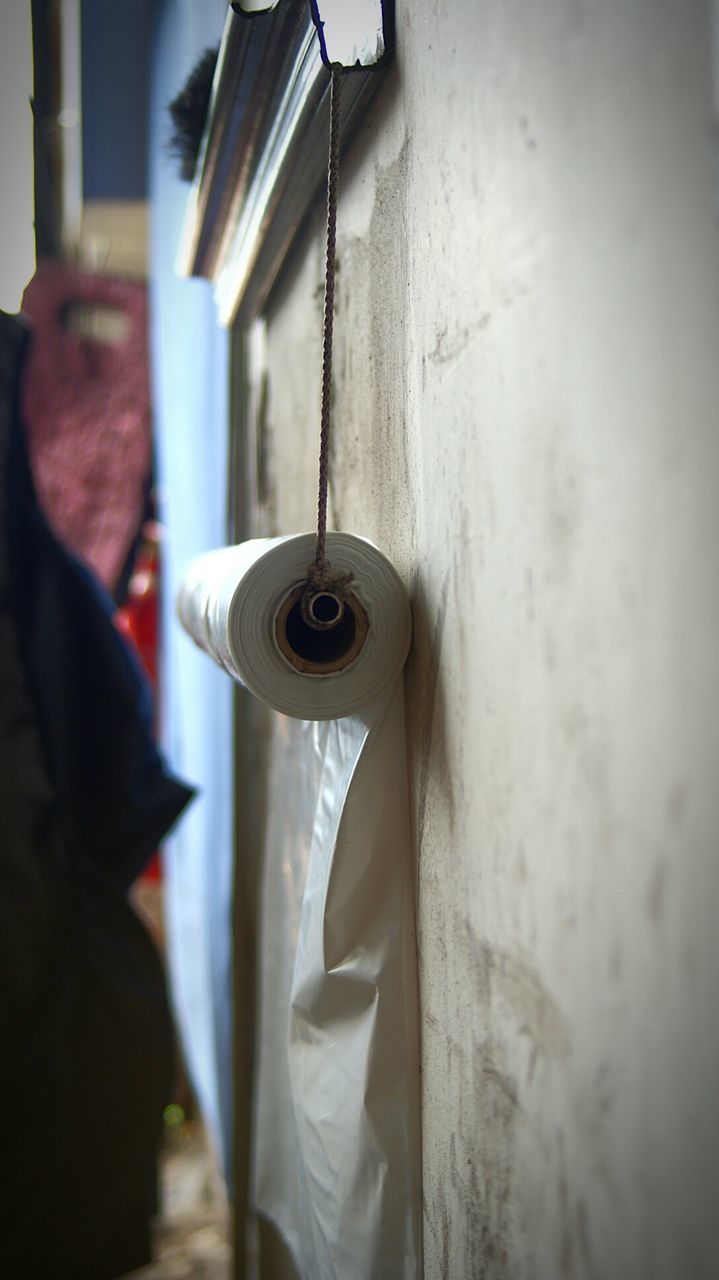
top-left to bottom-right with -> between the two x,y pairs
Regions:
7,319 -> 194,889
0,311 -> 193,1278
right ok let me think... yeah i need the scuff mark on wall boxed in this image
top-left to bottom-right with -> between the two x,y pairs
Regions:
407,569 -> 454,857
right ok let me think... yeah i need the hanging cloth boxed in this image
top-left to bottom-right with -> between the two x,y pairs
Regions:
0,310 -> 193,1278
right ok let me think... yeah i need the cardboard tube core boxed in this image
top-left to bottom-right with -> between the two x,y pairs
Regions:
275,583 -> 369,675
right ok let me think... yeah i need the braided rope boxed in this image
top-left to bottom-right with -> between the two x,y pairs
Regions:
312,67 -> 343,586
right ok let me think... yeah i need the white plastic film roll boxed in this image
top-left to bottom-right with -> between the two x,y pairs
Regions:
176,530 -> 421,1278
176,532 -> 412,720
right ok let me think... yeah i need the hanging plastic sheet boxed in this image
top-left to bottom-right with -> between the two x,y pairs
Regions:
178,532 -> 422,1278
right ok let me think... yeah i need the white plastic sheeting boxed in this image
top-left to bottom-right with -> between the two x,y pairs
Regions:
177,532 -> 411,718
178,533 -> 422,1278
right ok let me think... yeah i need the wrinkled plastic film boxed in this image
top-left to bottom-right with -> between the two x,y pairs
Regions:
178,533 -> 421,1279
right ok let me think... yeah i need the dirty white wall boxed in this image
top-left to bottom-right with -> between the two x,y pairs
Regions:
250,1 -> 719,1275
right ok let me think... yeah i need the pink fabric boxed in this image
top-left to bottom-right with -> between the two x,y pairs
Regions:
21,261 -> 151,591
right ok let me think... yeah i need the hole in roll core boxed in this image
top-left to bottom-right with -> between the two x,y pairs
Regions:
306,591 -> 343,627
275,584 -> 369,675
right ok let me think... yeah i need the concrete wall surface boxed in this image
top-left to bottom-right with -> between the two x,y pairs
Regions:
250,2 -> 719,1276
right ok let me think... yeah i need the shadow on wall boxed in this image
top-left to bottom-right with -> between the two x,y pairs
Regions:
405,569 -> 456,874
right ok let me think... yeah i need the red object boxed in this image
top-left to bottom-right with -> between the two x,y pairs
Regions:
115,532 -> 163,882
116,541 -> 159,686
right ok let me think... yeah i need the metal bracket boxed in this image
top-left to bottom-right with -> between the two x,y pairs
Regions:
309,0 -> 394,71
177,0 -> 395,326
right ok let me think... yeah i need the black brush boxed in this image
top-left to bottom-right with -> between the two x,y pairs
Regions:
167,45 -> 219,182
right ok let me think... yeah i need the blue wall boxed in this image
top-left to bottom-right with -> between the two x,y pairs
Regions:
82,0 -> 154,199
148,0 -> 235,1185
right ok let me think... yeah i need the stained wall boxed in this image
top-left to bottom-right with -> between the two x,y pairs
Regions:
252,2 -> 719,1275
